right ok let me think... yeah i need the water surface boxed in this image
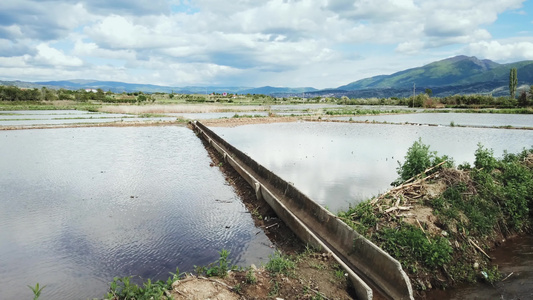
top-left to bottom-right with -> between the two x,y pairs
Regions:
428,234 -> 533,299
332,112 -> 533,128
0,126 -> 273,300
213,121 -> 533,212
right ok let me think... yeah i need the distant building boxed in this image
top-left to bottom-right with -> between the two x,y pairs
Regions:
85,89 -> 98,93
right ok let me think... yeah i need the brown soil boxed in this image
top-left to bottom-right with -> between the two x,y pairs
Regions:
200,116 -> 313,127
174,133 -> 354,299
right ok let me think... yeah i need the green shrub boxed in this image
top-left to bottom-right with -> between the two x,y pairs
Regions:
474,144 -> 498,171
395,138 -> 453,184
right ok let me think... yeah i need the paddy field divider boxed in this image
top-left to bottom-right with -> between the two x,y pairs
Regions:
191,121 -> 414,300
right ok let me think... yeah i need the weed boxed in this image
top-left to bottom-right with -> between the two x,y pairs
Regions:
245,268 -> 257,284
480,265 -> 502,284
310,262 -> 326,270
265,251 -> 295,275
106,267 -> 181,299
28,283 -> 46,300
338,200 -> 378,234
311,292 -> 325,300
379,224 -> 452,269
233,283 -> 242,294
204,249 -> 231,278
268,280 -> 280,297
334,269 -> 345,280
251,208 -> 263,220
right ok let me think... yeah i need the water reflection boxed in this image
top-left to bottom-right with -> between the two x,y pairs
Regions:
0,110 -> 178,126
427,234 -> 533,299
332,112 -> 533,128
0,126 -> 273,300
213,121 -> 533,212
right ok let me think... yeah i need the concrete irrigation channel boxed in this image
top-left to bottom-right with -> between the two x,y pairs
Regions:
191,121 -> 414,300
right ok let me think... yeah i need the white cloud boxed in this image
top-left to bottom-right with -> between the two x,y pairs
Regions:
33,43 -> 84,67
0,0 -> 531,88
73,40 -> 137,61
0,55 -> 30,67
465,40 -> 533,61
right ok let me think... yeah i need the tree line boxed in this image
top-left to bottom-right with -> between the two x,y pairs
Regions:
0,86 -> 151,103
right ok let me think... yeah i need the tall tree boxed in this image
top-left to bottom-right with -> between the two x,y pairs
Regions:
509,68 -> 518,99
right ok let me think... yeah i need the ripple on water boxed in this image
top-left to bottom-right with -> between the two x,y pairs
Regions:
0,126 -> 274,300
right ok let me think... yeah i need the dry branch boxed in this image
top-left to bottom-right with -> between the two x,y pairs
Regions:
468,238 -> 492,260
384,206 -> 412,214
371,161 -> 447,206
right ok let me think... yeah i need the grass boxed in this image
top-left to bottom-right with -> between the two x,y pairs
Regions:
245,268 -> 257,284
325,108 -> 408,115
28,283 -> 46,300
423,108 -> 533,114
265,251 -> 296,276
0,101 -> 101,111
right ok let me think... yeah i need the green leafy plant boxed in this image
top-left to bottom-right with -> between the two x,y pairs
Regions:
201,249 -> 233,278
474,144 -> 498,171
268,280 -> 280,297
265,251 -> 295,275
334,269 -> 345,280
395,138 -> 453,184
106,267 -> 180,300
245,268 -> 257,284
379,224 -> 452,269
338,200 -> 378,234
28,283 -> 46,300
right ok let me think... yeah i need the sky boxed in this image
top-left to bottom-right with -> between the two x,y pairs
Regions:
0,0 -> 532,89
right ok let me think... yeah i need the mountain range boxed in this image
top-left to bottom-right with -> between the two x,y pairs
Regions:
1,56 -> 532,98
332,55 -> 533,98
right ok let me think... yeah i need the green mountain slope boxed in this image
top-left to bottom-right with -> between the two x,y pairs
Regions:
338,55 -> 533,91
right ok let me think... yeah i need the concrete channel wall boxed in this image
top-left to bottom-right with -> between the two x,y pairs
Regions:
192,121 -> 414,300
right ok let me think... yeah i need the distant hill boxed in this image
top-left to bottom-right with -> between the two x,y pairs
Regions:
336,55 -> 533,97
2,55 -> 532,97
6,79 -> 316,95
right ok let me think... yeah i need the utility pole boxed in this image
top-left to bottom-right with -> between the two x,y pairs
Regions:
413,83 -> 415,107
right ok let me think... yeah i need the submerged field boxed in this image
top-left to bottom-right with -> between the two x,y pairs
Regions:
1,100 -> 533,299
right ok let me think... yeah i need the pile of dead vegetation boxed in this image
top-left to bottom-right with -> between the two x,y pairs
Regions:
338,139 -> 533,297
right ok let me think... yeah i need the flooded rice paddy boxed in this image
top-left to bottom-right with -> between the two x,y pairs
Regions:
0,110 -> 177,126
0,126 -> 273,300
332,112 -> 533,128
213,121 -> 533,213
212,118 -> 533,299
1,109 -> 532,299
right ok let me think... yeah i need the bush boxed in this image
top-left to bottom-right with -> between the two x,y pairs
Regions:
395,138 -> 453,184
474,144 -> 498,171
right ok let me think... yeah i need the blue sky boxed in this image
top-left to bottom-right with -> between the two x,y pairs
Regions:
0,0 -> 532,89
